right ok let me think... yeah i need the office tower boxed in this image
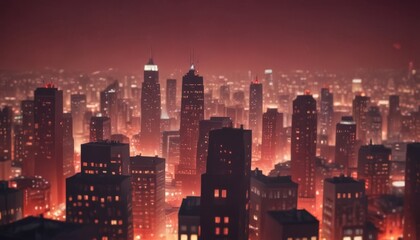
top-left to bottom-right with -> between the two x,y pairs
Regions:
10,176 -> 50,217
66,142 -> 133,240
13,124 -> 24,169
0,181 -> 23,225
403,143 -> 420,240
335,116 -> 357,170
178,196 -> 201,240
20,100 -> 35,176
0,106 -> 12,181
322,176 -> 367,240
70,94 -> 87,134
130,156 -> 165,239
319,88 -> 334,145
162,131 -> 180,175
387,95 -> 401,141
117,98 -> 130,132
196,117 -> 233,178
366,106 -> 382,144
264,69 -> 276,106
140,58 -> 161,156
352,95 -> 370,143
352,78 -> 363,94
261,108 -> 283,171
291,93 -> 317,211
219,84 -> 230,105
100,80 -> 119,133
249,169 -> 298,240
89,116 -> 111,142
358,143 -> 391,196
249,78 -> 263,143
200,127 -> 251,240
34,84 -> 64,206
62,113 -> 74,179
262,209 -> 319,240
177,65 -> 204,195
166,79 -> 177,118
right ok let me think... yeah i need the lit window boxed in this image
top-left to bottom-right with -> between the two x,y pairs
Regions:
337,193 -> 341,199
215,216 -> 221,223
311,237 -> 317,240
223,227 -> 229,235
191,234 -> 198,240
224,217 -> 229,223
222,189 -> 227,198
180,234 -> 188,240
111,220 -> 117,225
215,227 -> 220,235
214,189 -> 219,198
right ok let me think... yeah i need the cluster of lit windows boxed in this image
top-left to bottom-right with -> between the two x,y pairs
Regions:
214,189 -> 227,198
336,192 -> 362,199
286,237 -> 317,240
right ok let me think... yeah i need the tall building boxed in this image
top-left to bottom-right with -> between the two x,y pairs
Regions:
261,108 -> 283,171
0,181 -> 23,225
66,142 -> 133,240
166,79 -> 177,118
322,176 -> 367,240
403,143 -> 420,240
352,95 -> 370,144
161,130 -> 180,175
100,81 -> 119,133
219,85 -> 230,105
70,94 -> 87,135
291,93 -> 317,211
249,78 -> 263,143
178,196 -> 201,240
177,65 -> 204,195
62,113 -> 74,179
34,84 -> 64,206
358,143 -> 391,196
262,209 -> 319,240
200,127 -> 251,240
130,156 -> 165,239
140,58 -> 161,156
196,117 -> 232,178
0,106 -> 13,181
319,88 -> 334,145
264,69 -> 276,106
20,100 -> 35,176
335,116 -> 357,171
249,169 -> 298,240
89,116 -> 111,142
366,106 -> 382,144
387,95 -> 401,141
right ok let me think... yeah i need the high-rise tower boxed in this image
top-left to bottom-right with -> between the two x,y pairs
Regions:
261,108 -> 283,171
249,78 -> 263,143
352,95 -> 370,144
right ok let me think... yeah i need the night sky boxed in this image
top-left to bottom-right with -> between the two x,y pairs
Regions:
1,0 -> 420,76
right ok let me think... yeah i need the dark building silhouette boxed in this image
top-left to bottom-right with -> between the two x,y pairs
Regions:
249,78 -> 263,143
130,156 -> 165,239
387,95 -> 401,141
358,143 -> 391,196
177,65 -> 204,196
403,143 -> 420,240
319,88 -> 334,145
291,93 -> 317,211
66,142 -> 133,240
0,106 -> 13,180
178,196 -> 201,240
261,209 -> 319,240
261,108 -> 283,171
20,100 -> 35,176
352,95 -> 370,144
62,113 -> 74,179
162,130 -> 180,175
34,85 -> 64,206
110,134 -> 130,144
100,81 -> 119,133
0,181 -> 23,225
366,106 -> 382,144
70,94 -> 87,135
250,169 -> 298,240
335,116 -> 357,171
219,84 -> 230,105
166,79 -> 177,118
200,127 -> 251,240
140,58 -> 161,156
89,116 -> 111,142
196,117 -> 232,178
322,176 -> 367,240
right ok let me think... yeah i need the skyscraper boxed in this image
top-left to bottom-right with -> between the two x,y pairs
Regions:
62,113 -> 75,179
70,94 -> 87,135
322,176 -> 367,240
89,116 -> 111,142
0,106 -> 12,181
249,78 -> 263,143
366,106 -> 382,144
20,100 -> 35,176
335,116 -> 357,171
177,65 -> 204,195
0,181 -> 23,225
200,127 -> 251,240
358,143 -> 391,196
352,95 -> 370,144
319,88 -> 334,145
166,78 -> 177,118
130,156 -> 165,239
291,93 -> 317,211
34,84 -> 64,206
403,143 -> 420,240
100,81 -> 119,133
140,58 -> 161,156
387,95 -> 401,141
261,108 -> 283,171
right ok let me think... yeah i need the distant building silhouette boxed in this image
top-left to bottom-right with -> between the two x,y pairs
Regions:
71,94 -> 87,135
261,108 -> 283,171
178,196 -> 201,240
166,79 -> 177,118
0,181 -> 23,225
100,81 -> 119,133
0,106 -> 13,181
352,95 -> 370,144
89,116 -> 111,142
249,78 -> 263,143
335,116 -> 357,171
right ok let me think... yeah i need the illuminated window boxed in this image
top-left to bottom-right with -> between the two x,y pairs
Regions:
111,220 -> 117,225
343,237 -> 351,240
180,235 -> 188,240
311,237 -> 317,240
191,234 -> 198,240
337,193 -> 341,199
90,186 -> 94,191
214,189 -> 220,198
215,227 -> 220,235
224,217 -> 229,223
221,189 -> 227,198
223,227 -> 229,235
115,196 -> 120,201
215,216 -> 221,223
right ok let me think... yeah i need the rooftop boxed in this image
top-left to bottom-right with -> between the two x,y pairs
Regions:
267,209 -> 318,225
179,196 -> 201,217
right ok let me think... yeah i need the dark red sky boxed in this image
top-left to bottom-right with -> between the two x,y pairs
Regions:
1,0 -> 419,76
